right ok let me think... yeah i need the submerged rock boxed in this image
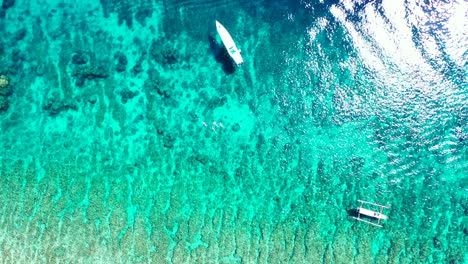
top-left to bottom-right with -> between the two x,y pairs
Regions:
119,89 -> 138,103
116,52 -> 127,65
150,40 -> 179,67
146,70 -> 172,98
0,75 -> 9,91
82,66 -> 109,79
0,75 -> 10,111
88,94 -> 98,104
2,0 -> 15,9
232,123 -> 241,132
11,49 -> 25,63
132,62 -> 143,74
71,52 -> 89,65
0,96 -> 8,111
162,133 -> 176,148
115,63 -> 126,73
114,52 -> 127,72
208,96 -> 227,109
71,65 -> 109,85
14,28 -> 27,41
194,153 -> 209,165
42,97 -> 77,116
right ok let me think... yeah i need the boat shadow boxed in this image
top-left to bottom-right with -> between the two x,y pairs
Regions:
347,208 -> 359,218
208,35 -> 235,75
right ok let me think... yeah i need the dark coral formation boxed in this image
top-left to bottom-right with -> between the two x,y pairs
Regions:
130,39 -> 146,75
0,43 -> 4,59
3,48 -> 28,78
118,89 -> 138,104
207,96 -> 227,109
71,52 -> 89,65
114,51 -> 127,72
193,153 -> 209,165
0,74 -> 10,111
0,96 -> 8,111
131,62 -> 144,74
162,132 -> 176,148
231,123 -> 241,132
42,96 -> 78,116
154,122 -> 176,148
135,8 -> 152,26
149,39 -> 179,67
2,0 -> 15,9
71,65 -> 109,86
145,69 -> 171,98
14,28 -> 27,42
69,49 -> 111,85
98,0 -> 154,28
11,48 -> 25,63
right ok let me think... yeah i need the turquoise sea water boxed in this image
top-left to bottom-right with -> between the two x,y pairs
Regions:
0,0 -> 467,263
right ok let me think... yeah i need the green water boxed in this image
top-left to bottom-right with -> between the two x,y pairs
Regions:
0,0 -> 466,263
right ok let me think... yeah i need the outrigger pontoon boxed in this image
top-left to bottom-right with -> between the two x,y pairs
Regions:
353,200 -> 390,228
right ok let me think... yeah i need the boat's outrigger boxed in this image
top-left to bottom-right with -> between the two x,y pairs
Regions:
353,200 -> 390,228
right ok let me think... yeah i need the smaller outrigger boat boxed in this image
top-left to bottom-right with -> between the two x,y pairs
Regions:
215,20 -> 244,66
353,200 -> 390,228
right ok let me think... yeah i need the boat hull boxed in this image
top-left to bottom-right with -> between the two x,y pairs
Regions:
216,20 -> 243,66
358,208 -> 388,220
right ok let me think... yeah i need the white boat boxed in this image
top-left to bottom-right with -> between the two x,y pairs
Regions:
353,200 -> 390,227
357,207 -> 389,220
215,20 -> 244,66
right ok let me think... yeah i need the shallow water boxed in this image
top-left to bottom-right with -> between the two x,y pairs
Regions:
0,0 -> 466,263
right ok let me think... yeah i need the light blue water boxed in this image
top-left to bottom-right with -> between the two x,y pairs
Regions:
0,0 -> 466,263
